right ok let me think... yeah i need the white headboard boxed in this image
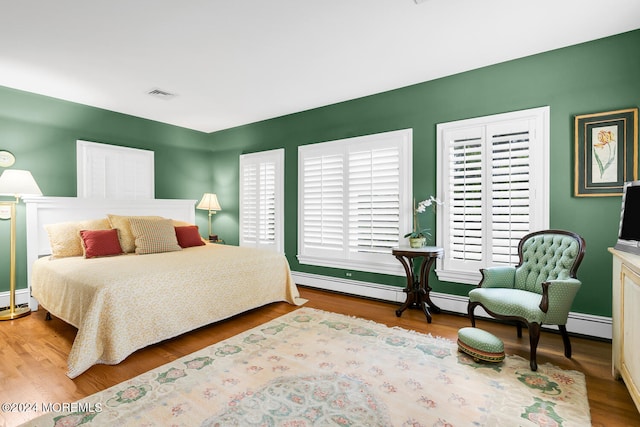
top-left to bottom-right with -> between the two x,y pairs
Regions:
23,196 -> 196,297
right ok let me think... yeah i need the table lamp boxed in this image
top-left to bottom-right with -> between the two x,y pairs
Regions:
196,193 -> 222,241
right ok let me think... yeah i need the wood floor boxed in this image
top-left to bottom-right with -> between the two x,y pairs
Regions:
1,286 -> 638,426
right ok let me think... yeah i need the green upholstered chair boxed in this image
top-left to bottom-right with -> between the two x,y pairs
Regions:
467,229 -> 586,371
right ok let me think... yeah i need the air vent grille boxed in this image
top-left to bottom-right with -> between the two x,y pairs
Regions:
147,88 -> 177,100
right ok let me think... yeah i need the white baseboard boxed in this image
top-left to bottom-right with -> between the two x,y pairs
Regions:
0,289 -> 34,310
291,271 -> 612,340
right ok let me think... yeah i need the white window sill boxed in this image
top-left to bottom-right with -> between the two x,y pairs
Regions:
434,268 -> 481,285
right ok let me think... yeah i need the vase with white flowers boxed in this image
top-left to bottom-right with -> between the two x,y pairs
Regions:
404,196 -> 443,248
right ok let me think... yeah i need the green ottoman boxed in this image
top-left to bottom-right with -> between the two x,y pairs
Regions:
457,327 -> 505,363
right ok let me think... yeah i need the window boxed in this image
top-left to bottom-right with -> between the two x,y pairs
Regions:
77,140 -> 154,199
436,107 -> 550,284
297,129 -> 412,275
239,149 -> 284,253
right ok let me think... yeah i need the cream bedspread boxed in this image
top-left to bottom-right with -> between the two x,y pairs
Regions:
31,244 -> 305,378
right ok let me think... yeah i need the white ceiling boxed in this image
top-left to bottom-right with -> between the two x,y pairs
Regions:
1,0 -> 639,133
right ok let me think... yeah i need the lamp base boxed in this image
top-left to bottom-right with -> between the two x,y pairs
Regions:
0,305 -> 31,321
209,234 -> 219,242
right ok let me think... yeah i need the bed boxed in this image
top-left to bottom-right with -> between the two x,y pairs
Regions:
25,197 -> 305,378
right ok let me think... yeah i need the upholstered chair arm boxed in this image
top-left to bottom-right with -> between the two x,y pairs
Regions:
478,266 -> 516,288
539,279 -> 582,323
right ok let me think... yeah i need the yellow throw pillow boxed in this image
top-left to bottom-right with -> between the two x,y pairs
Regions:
107,214 -> 164,253
45,218 -> 111,258
128,217 -> 182,255
172,219 -> 194,227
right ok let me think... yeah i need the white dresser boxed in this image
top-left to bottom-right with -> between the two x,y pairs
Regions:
609,247 -> 640,412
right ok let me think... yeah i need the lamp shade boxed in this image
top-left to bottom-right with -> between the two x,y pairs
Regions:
196,193 -> 221,211
0,169 -> 43,197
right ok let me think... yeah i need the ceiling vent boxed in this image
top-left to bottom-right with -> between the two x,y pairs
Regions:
147,88 -> 177,100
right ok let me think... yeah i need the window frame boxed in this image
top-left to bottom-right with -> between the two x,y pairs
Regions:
297,129 -> 413,276
77,140 -> 154,199
239,148 -> 285,253
435,106 -> 550,284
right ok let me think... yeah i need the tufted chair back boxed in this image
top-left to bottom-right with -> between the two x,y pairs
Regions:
468,229 -> 586,371
514,231 -> 584,294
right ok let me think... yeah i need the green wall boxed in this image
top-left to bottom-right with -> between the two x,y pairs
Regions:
1,30 -> 638,318
0,87 -> 213,293
208,29 -> 640,318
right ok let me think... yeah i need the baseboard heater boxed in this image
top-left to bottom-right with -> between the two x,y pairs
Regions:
291,271 -> 612,340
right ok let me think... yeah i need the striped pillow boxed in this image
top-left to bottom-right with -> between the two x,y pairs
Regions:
129,217 -> 182,255
107,214 -> 164,253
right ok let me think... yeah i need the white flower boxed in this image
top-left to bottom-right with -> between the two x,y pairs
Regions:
416,196 -> 443,213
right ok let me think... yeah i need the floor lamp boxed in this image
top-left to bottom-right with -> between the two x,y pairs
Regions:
196,193 -> 222,242
0,169 -> 42,321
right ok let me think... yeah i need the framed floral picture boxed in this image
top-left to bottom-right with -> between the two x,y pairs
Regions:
574,107 -> 638,197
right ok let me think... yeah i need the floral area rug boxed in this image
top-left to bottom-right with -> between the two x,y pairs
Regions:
23,308 -> 590,426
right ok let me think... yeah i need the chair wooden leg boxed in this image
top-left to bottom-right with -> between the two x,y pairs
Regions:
516,322 -> 523,338
559,325 -> 572,358
467,302 -> 478,327
528,322 -> 541,371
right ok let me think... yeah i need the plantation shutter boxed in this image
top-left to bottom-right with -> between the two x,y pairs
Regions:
77,140 -> 154,199
488,120 -> 533,265
448,128 -> 484,266
298,129 -> 412,275
257,162 -> 276,246
300,153 -> 345,255
348,147 -> 401,254
241,162 -> 259,245
239,149 -> 284,252
437,106 -> 549,284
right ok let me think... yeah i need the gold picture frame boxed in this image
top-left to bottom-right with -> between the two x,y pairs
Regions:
574,108 -> 638,197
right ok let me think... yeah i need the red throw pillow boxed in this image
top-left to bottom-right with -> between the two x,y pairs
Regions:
175,226 -> 205,248
79,229 -> 124,259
